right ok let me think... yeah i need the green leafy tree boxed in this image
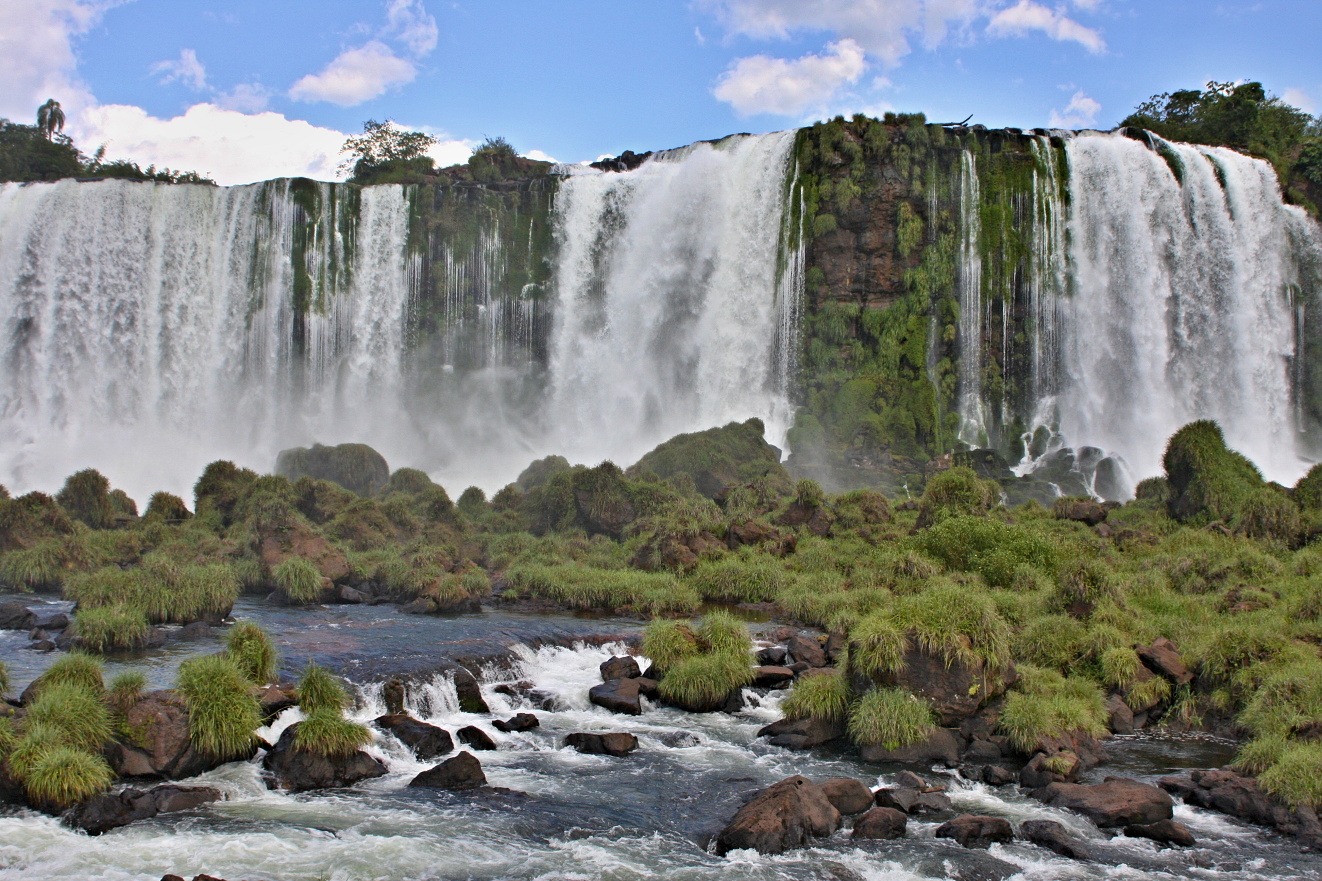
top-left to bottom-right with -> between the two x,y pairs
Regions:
36,99 -> 65,140
338,119 -> 437,183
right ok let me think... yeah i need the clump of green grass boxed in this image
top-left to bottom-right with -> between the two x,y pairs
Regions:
55,468 -> 115,530
1258,741 -> 1322,808
24,682 -> 112,753
0,660 -> 9,696
1163,420 -> 1266,524
107,670 -> 147,713
7,723 -> 66,780
505,562 -> 698,614
176,654 -> 261,760
294,709 -> 372,758
847,687 -> 935,750
687,555 -> 786,603
781,669 -> 851,722
273,557 -> 324,604
914,516 -> 1057,588
998,666 -> 1108,754
297,663 -> 349,714
656,653 -> 755,710
1234,487 -> 1302,544
1125,674 -> 1172,711
915,467 -> 996,529
32,651 -> 104,696
19,744 -> 114,810
1098,647 -> 1142,689
225,621 -> 278,685
849,579 -> 1011,675
71,604 -> 150,653
65,556 -> 239,624
143,491 -> 191,523
696,610 -> 753,656
849,613 -> 907,677
641,619 -> 700,672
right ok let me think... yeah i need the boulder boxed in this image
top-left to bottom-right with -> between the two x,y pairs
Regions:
852,806 -> 907,840
492,713 -> 539,733
859,727 -> 962,766
873,787 -> 952,814
564,732 -> 637,757
262,723 -> 386,792
457,726 -> 497,751
756,717 -> 844,750
1136,638 -> 1193,686
373,714 -> 453,760
1124,819 -> 1195,847
935,815 -> 1013,849
600,656 -> 641,681
862,642 -> 1012,725
752,666 -> 795,688
275,442 -> 389,497
1160,769 -> 1322,847
0,602 -> 34,631
177,621 -> 212,640
106,690 -> 255,780
757,645 -> 788,666
786,635 -> 827,668
1036,778 -> 1173,828
1105,694 -> 1135,735
714,776 -> 842,855
337,586 -> 367,604
1054,499 -> 1109,526
409,751 -> 486,790
819,778 -> 873,815
31,611 -> 68,631
1019,819 -> 1091,860
452,669 -> 490,714
66,785 -> 221,835
590,678 -> 646,715
382,678 -> 407,715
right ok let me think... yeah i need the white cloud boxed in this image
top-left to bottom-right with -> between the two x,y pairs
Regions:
1283,87 -> 1317,115
0,0 -> 103,122
427,139 -> 477,168
1048,89 -> 1101,128
385,0 -> 438,55
524,149 -> 559,163
151,49 -> 208,91
714,38 -> 866,116
215,83 -> 272,113
987,0 -> 1106,53
288,41 -> 417,106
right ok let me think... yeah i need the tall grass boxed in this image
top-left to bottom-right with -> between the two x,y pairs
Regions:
847,688 -> 935,750
687,554 -> 786,603
656,653 -> 754,709
176,654 -> 261,759
32,651 -> 104,695
225,621 -> 278,685
71,605 -> 150,653
640,619 -> 699,672
65,555 -> 239,623
296,663 -> 348,714
273,557 -> 324,604
998,666 -> 1108,753
19,745 -> 114,809
294,709 -> 372,758
24,682 -> 112,753
506,562 -> 698,614
781,669 -> 851,722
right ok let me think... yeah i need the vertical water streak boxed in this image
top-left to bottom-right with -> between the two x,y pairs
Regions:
956,150 -> 985,445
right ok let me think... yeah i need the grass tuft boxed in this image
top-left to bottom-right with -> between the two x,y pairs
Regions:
998,667 -> 1108,754
225,621 -> 278,685
696,610 -> 753,656
781,669 -> 851,722
71,604 -> 150,653
294,709 -> 373,758
656,653 -> 755,709
31,651 -> 104,696
273,557 -> 324,604
640,619 -> 700,673
24,682 -> 113,753
176,654 -> 261,760
1258,741 -> 1322,809
20,744 -> 114,809
296,662 -> 349,714
847,687 -> 935,750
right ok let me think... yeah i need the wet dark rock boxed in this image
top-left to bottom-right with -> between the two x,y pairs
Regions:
590,678 -> 646,715
819,778 -> 873,815
862,643 -> 1012,726
964,739 -> 1003,762
452,669 -> 490,714
859,726 -> 962,766
599,655 -> 640,681
787,634 -> 827,667
1159,769 -> 1322,848
493,713 -> 539,733
29,639 -> 55,651
31,611 -> 68,631
337,586 -> 367,604
255,684 -> 296,723
263,723 -> 386,793
106,690 -> 256,780
752,666 -> 795,688
1036,778 -> 1173,828
409,751 -> 487,790
982,765 -> 1017,786
852,806 -> 907,839
935,815 -> 1013,849
714,775 -> 842,855
1019,819 -> 1091,860
1137,638 -> 1193,686
457,726 -> 497,751
656,730 -> 702,748
894,770 -> 932,790
383,678 -> 407,715
873,787 -> 952,814
756,716 -> 844,749
757,645 -> 787,665
177,621 -> 212,640
564,732 -> 638,757
1106,694 -> 1135,734
373,714 -> 453,760
67,785 -> 221,835
0,602 -> 35,631
787,661 -> 811,675
1125,819 -> 1196,847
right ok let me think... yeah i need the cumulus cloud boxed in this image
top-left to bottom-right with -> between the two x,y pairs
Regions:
714,38 -> 866,116
987,0 -> 1105,53
1049,89 -> 1101,128
151,49 -> 208,91
385,0 -> 438,55
1283,87 -> 1317,115
0,0 -> 103,121
288,41 -> 417,106
215,83 -> 272,113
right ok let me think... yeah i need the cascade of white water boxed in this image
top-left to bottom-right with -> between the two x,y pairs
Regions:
1058,132 -> 1318,485
544,131 -> 800,467
956,150 -> 985,446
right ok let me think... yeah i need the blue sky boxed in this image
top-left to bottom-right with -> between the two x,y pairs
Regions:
1,0 -> 1318,184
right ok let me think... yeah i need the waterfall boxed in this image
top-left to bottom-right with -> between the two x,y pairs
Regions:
956,150 -> 985,446
1057,132 -> 1319,486
544,131 -> 801,468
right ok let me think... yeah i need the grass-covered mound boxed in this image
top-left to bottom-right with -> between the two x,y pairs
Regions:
275,442 -> 390,497
627,418 -> 792,499
644,612 -> 757,712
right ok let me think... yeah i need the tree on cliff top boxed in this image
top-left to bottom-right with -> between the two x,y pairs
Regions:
339,119 -> 437,184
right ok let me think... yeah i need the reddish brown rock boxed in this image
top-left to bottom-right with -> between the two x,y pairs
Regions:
1136,638 -> 1193,686
818,778 -> 873,815
935,815 -> 1013,849
1036,778 -> 1173,828
852,806 -> 907,839
714,776 -> 842,855
107,690 -> 256,780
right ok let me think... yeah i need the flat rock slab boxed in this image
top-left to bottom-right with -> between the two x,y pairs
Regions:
715,776 -> 841,855
410,751 -> 486,790
756,716 -> 844,750
1036,778 -> 1173,828
859,727 -> 961,766
564,732 -> 638,757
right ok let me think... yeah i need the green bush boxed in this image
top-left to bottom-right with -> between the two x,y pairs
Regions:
32,651 -> 104,696
55,468 -> 115,529
852,579 -> 1011,673
656,653 -> 754,709
7,723 -> 66,780
515,456 -> 572,492
999,667 -> 1108,753
226,621 -> 278,684
1163,420 -> 1265,523
274,442 -> 389,497
19,744 -> 114,809
641,619 -> 699,672
294,709 -> 372,758
273,557 -> 324,604
1295,464 -> 1322,511
385,467 -> 437,496
143,491 -> 191,522
687,555 -> 786,603
25,682 -> 113,753
297,662 -> 349,714
1259,741 -> 1322,809
696,610 -> 753,656
916,467 -> 995,529
176,654 -> 261,759
1234,487 -> 1302,544
915,516 -> 1058,588
831,490 -> 893,531
847,687 -> 935,749
71,605 -> 150,653
627,419 -> 788,499
781,669 -> 851,722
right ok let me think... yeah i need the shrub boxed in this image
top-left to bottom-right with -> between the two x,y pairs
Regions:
999,668 -> 1108,753
176,654 -> 261,759
294,709 -> 372,758
781,669 -> 851,722
1295,463 -> 1322,511
688,555 -> 786,603
457,486 -> 488,517
143,491 -> 191,523
916,467 -> 995,529
847,687 -> 935,749
656,653 -> 754,708
641,619 -> 699,672
55,468 -> 115,529
20,744 -> 114,809
297,662 -> 349,714
71,605 -> 150,653
25,682 -> 113,752
696,610 -> 753,657
1234,487 -> 1302,544
273,557 -> 324,604
385,467 -> 437,496
226,621 -> 278,684
915,516 -> 1058,588
1163,420 -> 1264,523
1133,477 -> 1170,504
1259,742 -> 1322,808
32,651 -> 104,695
794,479 -> 826,509
515,456 -> 572,492
831,490 -> 893,531
108,671 -> 147,713
65,558 -> 239,624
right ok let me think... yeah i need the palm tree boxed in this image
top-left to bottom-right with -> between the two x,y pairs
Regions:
36,99 -> 65,140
